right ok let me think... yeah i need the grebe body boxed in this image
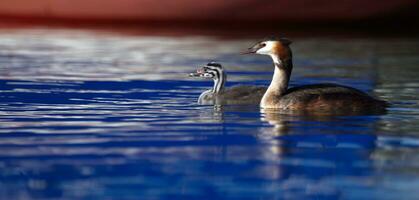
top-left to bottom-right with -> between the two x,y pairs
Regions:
190,62 -> 266,105
263,83 -> 387,113
243,38 -> 387,113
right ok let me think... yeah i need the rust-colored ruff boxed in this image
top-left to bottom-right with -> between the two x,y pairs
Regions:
272,41 -> 292,60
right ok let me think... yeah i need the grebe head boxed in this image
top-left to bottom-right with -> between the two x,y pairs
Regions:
189,62 -> 226,93
189,67 -> 215,79
242,37 -> 292,61
189,62 -> 224,80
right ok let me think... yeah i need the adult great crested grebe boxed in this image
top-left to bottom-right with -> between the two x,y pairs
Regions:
242,37 -> 387,113
189,62 -> 266,105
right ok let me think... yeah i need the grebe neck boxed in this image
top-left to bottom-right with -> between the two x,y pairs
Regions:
268,54 -> 293,95
212,71 -> 226,94
261,54 -> 293,107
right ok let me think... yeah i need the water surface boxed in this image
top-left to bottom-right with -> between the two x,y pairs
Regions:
0,28 -> 419,199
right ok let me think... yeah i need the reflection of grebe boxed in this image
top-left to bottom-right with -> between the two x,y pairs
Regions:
189,62 -> 266,105
243,38 -> 387,113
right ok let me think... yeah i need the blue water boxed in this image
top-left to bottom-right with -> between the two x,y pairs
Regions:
1,29 -> 419,199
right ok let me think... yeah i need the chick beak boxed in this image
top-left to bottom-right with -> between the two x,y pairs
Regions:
189,72 -> 200,77
189,68 -> 205,77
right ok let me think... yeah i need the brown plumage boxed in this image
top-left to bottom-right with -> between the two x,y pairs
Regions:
244,38 -> 388,114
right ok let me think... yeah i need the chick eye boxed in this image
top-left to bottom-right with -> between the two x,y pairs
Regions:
260,43 -> 266,47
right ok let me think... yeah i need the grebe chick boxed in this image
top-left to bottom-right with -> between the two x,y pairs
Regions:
242,38 -> 387,113
189,62 -> 266,105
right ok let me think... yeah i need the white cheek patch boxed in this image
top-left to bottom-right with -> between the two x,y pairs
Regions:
256,41 -> 275,55
203,73 -> 214,78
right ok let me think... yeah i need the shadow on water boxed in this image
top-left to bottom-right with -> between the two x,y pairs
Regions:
0,28 -> 419,199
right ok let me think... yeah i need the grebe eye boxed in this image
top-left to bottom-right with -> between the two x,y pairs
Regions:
261,43 -> 266,47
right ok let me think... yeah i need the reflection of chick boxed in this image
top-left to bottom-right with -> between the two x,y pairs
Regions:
189,62 -> 266,105
194,106 -> 225,124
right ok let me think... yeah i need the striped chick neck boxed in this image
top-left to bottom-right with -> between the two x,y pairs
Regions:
206,62 -> 226,94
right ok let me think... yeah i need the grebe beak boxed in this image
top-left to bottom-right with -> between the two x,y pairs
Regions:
189,67 -> 206,77
240,48 -> 256,55
240,42 -> 265,55
189,72 -> 200,77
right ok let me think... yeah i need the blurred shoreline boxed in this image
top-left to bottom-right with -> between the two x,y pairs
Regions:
1,16 -> 419,38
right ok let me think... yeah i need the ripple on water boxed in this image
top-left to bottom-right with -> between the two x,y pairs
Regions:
0,29 -> 419,199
